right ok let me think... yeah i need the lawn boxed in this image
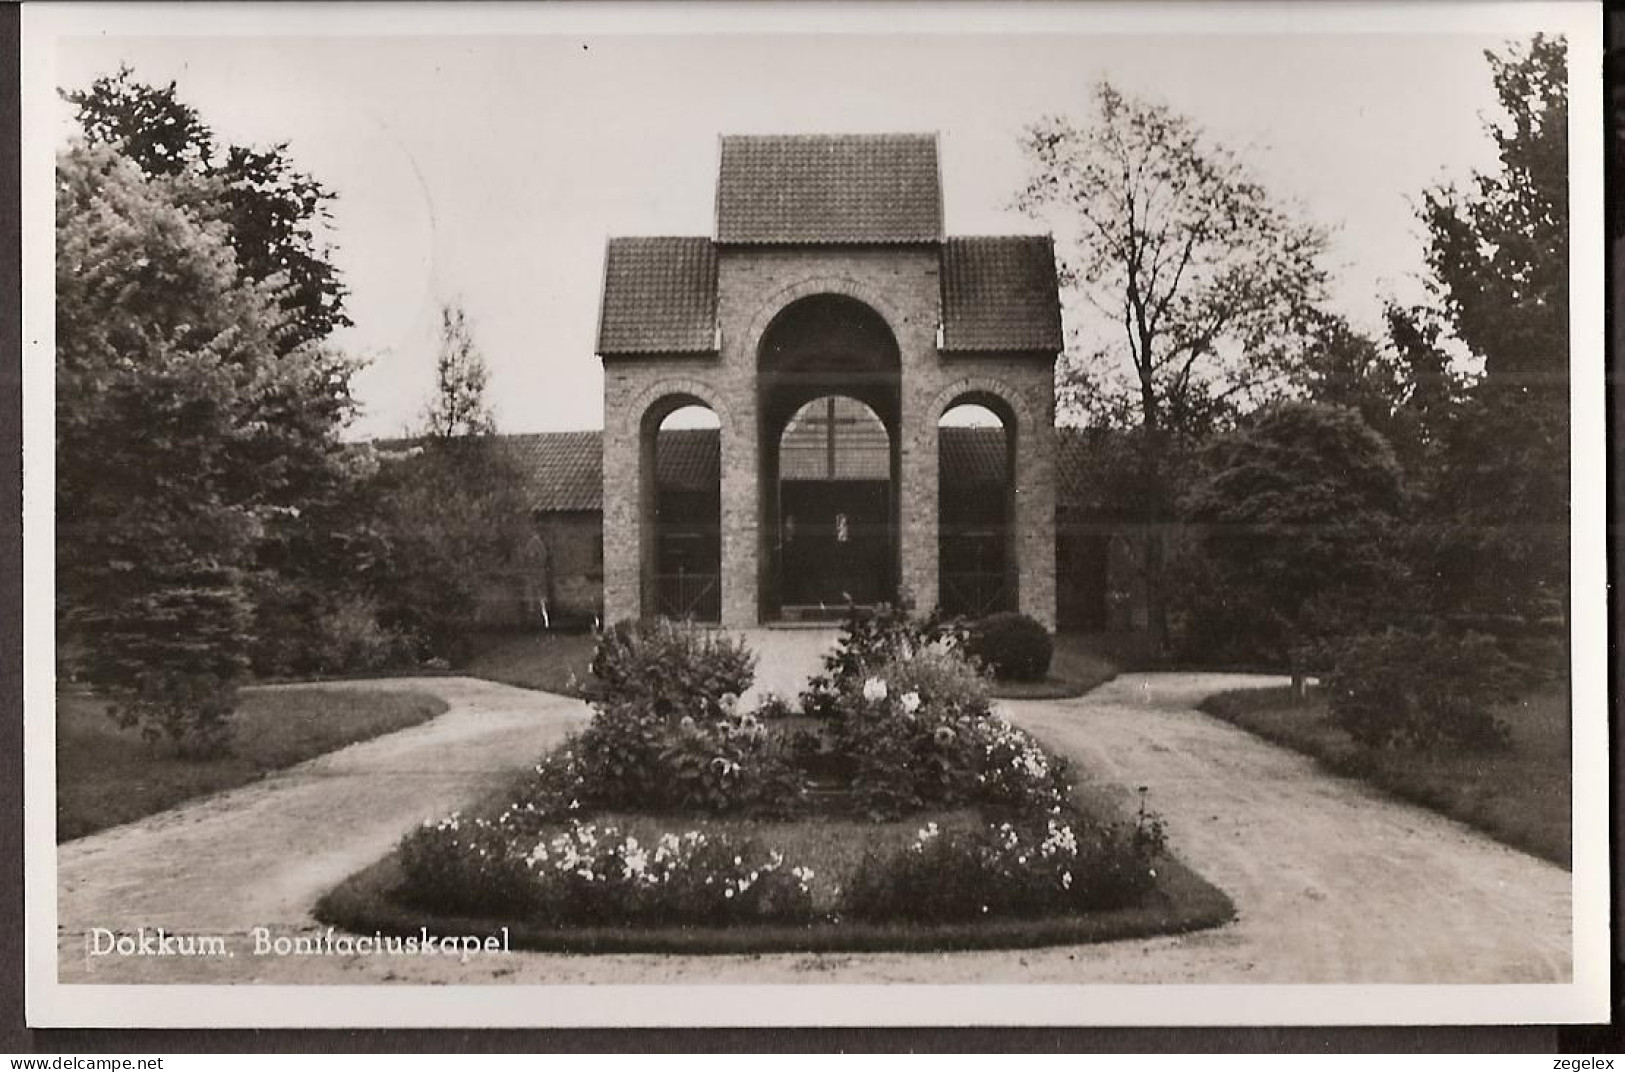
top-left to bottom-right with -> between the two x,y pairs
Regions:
462,630 -> 598,697
57,687 -> 449,842
1199,683 -> 1570,867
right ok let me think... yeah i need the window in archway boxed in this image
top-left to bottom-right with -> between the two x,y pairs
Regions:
775,395 -> 891,611
779,396 -> 889,481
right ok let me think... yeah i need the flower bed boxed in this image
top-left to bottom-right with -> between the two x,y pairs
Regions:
315,608 -> 1235,952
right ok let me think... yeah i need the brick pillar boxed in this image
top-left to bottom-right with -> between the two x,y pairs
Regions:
601,414 -> 644,624
1015,402 -> 1057,631
897,388 -> 939,614
718,410 -> 759,627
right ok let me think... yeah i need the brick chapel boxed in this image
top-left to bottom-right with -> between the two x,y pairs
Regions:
593,133 -> 1065,629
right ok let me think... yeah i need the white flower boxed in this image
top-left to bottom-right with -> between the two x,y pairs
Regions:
899,691 -> 922,715
862,678 -> 888,702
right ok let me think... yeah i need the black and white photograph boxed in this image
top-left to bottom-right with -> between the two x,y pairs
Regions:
20,0 -> 1608,1029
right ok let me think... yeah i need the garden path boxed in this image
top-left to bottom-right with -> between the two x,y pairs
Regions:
736,627 -> 839,709
56,669 -> 1572,988
56,677 -> 589,981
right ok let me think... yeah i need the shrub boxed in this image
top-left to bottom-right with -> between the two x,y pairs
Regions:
107,670 -> 240,759
590,618 -> 755,720
802,603 -> 971,717
398,812 -> 541,916
573,697 -> 669,807
842,805 -> 1166,922
1326,628 -> 1515,751
397,814 -> 816,925
826,647 -> 1070,820
311,596 -> 418,674
967,612 -> 1054,681
521,822 -> 815,925
658,703 -> 807,817
571,623 -> 803,814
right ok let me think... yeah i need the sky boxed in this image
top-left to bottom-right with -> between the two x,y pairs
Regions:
50,19 -> 1534,439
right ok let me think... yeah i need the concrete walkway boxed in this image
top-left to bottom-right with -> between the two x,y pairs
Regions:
56,661 -> 1571,985
736,627 -> 838,708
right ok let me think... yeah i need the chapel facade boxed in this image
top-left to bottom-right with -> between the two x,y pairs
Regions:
595,134 -> 1063,628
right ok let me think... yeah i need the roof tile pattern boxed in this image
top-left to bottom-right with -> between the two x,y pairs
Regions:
653,428 -> 720,492
502,431 -> 606,511
503,429 -> 1104,514
597,237 -> 718,355
717,134 -> 943,244
940,236 -> 1064,353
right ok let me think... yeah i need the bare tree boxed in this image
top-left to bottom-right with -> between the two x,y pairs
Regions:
1015,81 -> 1330,650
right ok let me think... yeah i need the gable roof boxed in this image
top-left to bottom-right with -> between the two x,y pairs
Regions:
716,134 -> 943,245
597,237 -> 718,355
940,236 -> 1064,353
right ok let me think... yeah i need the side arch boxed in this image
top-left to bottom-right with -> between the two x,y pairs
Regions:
929,376 -> 1035,431
923,375 -> 1055,629
623,378 -> 732,437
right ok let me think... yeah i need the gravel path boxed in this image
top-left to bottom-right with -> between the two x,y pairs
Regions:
57,671 -> 1570,985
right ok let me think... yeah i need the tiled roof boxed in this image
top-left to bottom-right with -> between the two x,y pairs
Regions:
501,431 -> 605,511
653,428 -> 720,492
507,430 -> 719,511
938,426 -> 1009,485
940,236 -> 1064,353
597,237 -> 718,355
716,134 -> 943,245
381,428 -> 1102,516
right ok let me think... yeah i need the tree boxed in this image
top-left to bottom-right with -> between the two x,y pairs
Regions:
1293,306 -> 1468,479
1421,35 -> 1568,391
56,143 -> 358,753
1015,81 -> 1330,650
421,302 -> 496,439
365,303 -> 528,659
1016,81 -> 1330,436
67,69 -> 383,679
1179,403 -> 1407,695
366,443 -> 534,660
66,66 -> 351,353
1410,36 -> 1570,635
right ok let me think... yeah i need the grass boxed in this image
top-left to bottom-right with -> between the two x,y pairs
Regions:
986,634 -> 1119,699
462,630 -> 598,697
1199,682 -> 1571,868
57,687 -> 449,842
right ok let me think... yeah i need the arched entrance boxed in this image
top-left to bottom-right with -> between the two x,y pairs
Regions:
938,397 -> 1017,617
641,399 -> 722,622
757,294 -> 900,620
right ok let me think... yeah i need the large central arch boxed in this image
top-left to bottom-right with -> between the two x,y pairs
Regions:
757,294 -> 901,620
